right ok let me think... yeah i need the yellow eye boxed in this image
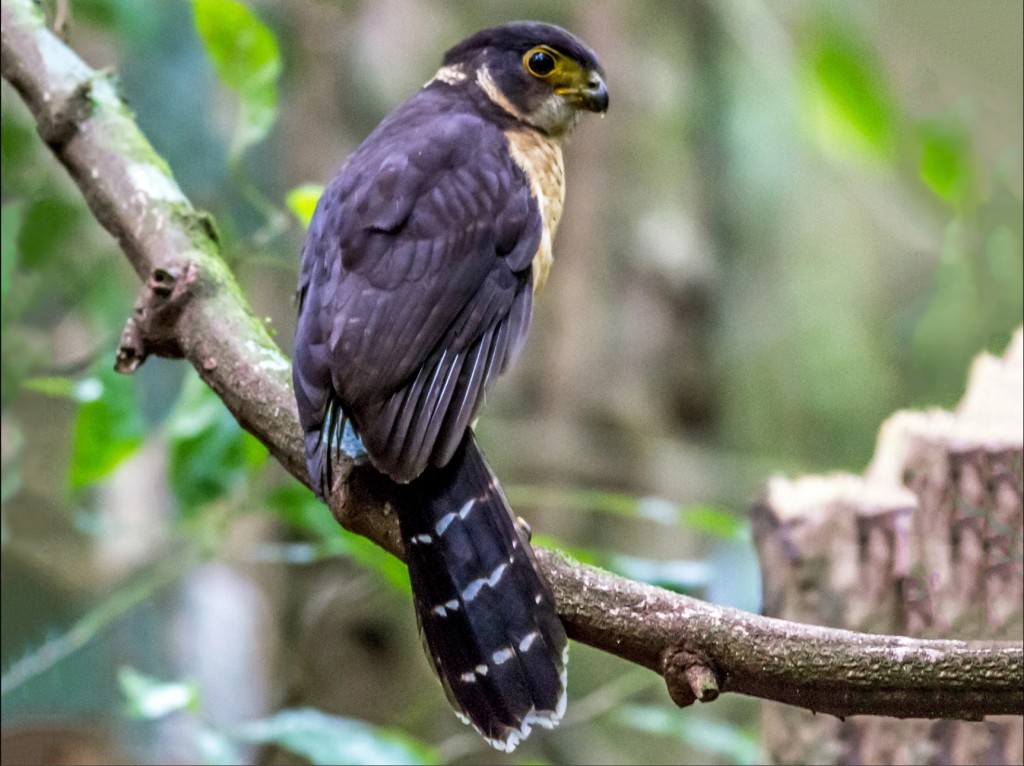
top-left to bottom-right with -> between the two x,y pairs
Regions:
524,46 -> 558,77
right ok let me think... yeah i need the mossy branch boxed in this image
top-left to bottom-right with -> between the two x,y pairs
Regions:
3,0 -> 1021,723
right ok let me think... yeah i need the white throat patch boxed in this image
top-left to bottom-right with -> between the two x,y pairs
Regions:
475,65 -> 580,137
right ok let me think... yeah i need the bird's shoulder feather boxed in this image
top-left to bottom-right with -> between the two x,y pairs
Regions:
294,87 -> 543,483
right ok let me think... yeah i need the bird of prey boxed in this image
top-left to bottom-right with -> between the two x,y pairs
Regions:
293,21 -> 607,751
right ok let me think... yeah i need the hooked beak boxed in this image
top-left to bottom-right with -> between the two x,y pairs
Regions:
557,71 -> 609,114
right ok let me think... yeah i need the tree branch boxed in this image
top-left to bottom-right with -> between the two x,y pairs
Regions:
3,0 -> 1021,723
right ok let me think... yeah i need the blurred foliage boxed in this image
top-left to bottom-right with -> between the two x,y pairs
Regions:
1,0 -> 1020,764
70,365 -> 147,490
165,372 -> 269,517
617,704 -> 760,765
119,666 -> 201,719
266,481 -> 412,593
229,707 -> 436,765
192,0 -> 282,159
802,17 -> 897,158
286,182 -> 325,228
118,665 -> 434,765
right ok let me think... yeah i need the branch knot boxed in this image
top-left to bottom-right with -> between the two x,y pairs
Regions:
37,73 -> 100,147
115,261 -> 197,374
663,646 -> 721,708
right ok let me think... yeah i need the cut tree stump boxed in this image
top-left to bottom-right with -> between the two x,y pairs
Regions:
753,328 -> 1023,766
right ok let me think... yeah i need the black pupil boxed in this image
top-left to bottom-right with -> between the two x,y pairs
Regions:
530,51 -> 555,75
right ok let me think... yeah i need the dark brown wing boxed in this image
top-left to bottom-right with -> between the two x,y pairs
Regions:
294,88 -> 542,488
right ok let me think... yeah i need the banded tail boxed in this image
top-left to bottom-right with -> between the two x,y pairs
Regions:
394,434 -> 568,751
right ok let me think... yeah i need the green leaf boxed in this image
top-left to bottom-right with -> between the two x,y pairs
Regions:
676,505 -> 749,541
507,484 -> 747,540
192,0 -> 281,157
286,184 -> 324,229
334,530 -> 411,593
74,0 -> 163,39
802,21 -> 896,157
194,727 -> 245,766
118,666 -> 199,720
529,533 -> 602,567
916,112 -> 977,209
268,482 -> 342,539
166,371 -> 268,515
267,482 -> 411,592
230,708 -> 435,765
0,109 -> 36,185
70,366 -> 146,489
20,375 -> 87,399
16,197 -> 83,269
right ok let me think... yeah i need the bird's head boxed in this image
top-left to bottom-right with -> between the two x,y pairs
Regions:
437,21 -> 608,136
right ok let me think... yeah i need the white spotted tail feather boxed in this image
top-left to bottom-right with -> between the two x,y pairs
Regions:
395,433 -> 568,751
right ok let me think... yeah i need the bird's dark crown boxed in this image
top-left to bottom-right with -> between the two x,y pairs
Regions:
443,21 -> 603,76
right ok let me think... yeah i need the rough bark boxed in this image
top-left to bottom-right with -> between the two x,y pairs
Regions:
754,330 -> 1024,764
2,0 -> 1021,732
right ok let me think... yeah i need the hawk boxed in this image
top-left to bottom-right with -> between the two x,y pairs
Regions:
293,21 -> 607,751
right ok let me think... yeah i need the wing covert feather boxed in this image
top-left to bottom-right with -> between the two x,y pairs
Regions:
293,88 -> 543,487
